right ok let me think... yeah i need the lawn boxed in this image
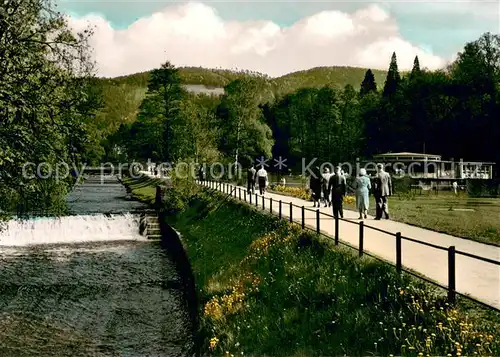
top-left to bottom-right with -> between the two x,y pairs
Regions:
120,175 -> 164,205
343,191 -> 500,246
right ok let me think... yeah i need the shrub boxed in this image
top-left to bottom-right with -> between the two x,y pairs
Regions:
271,185 -> 356,204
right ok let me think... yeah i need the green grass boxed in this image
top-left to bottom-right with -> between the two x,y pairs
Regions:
122,175 -> 500,357
120,175 -> 163,205
344,191 -> 500,246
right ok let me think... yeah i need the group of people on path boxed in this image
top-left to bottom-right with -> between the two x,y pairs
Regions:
309,166 -> 347,219
243,162 -> 392,221
310,163 -> 392,220
353,164 -> 392,220
247,165 -> 269,195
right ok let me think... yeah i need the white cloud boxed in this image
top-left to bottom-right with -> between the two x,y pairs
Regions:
66,1 -> 446,78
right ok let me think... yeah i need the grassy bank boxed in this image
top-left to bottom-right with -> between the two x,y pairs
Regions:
265,185 -> 500,245
123,174 -> 499,356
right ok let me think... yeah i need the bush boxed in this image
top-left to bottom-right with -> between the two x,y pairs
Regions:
270,185 -> 356,204
271,185 -> 311,200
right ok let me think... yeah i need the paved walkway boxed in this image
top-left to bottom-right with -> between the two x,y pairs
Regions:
198,180 -> 500,309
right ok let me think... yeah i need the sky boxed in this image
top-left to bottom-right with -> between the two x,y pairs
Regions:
59,0 -> 500,78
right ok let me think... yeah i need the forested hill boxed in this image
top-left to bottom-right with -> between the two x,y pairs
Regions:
93,65 -> 387,150
98,65 -> 388,94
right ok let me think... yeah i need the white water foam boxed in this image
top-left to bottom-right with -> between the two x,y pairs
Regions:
0,213 -> 145,247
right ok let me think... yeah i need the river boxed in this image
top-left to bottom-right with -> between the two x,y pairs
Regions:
0,175 -> 194,356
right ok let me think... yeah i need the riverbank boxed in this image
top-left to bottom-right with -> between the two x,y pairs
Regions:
122,175 -> 500,356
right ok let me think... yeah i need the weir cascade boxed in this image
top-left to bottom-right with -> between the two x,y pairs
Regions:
0,174 -> 194,356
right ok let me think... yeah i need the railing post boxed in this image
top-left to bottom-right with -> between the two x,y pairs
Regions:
239,188 -> 241,200
301,206 -> 305,229
396,232 -> 402,273
316,209 -> 320,234
334,216 -> 339,245
270,198 -> 273,213
279,200 -> 282,219
244,190 -> 246,202
289,202 -> 293,222
359,221 -> 364,257
255,194 -> 258,207
262,195 -> 265,210
448,246 -> 456,304
250,192 -> 252,204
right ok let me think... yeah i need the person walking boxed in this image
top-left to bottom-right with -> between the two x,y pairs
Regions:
198,165 -> 205,181
328,166 -> 347,219
354,168 -> 371,219
256,165 -> 268,195
309,167 -> 322,208
247,165 -> 256,194
374,163 -> 392,220
321,167 -> 332,207
452,181 -> 458,195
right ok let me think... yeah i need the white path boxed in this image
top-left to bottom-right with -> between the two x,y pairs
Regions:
198,180 -> 500,309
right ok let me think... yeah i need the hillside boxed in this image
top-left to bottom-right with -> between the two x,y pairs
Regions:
99,67 -> 268,89
272,66 -> 387,96
93,65 -> 388,153
99,65 -> 387,94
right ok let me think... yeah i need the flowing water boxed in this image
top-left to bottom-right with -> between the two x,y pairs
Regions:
0,175 -> 194,356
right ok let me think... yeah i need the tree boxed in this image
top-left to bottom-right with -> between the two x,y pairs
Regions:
173,95 -> 221,163
216,78 -> 274,168
448,32 -> 500,162
382,52 -> 401,97
126,61 -> 185,162
409,56 -> 421,80
360,69 -> 378,97
0,0 -> 101,216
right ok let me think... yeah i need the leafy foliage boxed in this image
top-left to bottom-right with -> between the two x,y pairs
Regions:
0,0 -> 102,216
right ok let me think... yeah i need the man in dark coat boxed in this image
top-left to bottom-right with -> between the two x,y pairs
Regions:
247,165 -> 256,194
374,163 -> 392,219
328,166 -> 347,219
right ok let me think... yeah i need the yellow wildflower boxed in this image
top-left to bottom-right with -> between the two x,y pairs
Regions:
209,337 -> 219,350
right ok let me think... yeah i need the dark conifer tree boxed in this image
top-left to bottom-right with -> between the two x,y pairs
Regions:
382,52 -> 401,97
409,55 -> 421,80
360,69 -> 377,97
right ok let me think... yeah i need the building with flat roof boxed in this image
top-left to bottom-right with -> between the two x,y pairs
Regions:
369,152 -> 495,179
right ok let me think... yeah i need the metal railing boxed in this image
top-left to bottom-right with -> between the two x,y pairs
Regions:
197,179 -> 500,312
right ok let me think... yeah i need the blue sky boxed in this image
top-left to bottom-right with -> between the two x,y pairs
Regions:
60,0 -> 499,77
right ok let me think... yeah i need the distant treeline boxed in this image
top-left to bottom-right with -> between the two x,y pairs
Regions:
106,32 -> 500,180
